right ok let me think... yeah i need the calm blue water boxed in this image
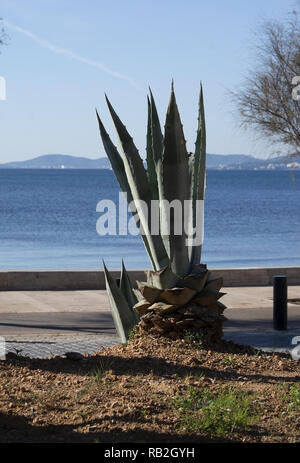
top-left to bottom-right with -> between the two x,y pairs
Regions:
0,169 -> 299,270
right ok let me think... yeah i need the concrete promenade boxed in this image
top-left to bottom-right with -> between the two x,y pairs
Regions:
0,266 -> 299,290
0,286 -> 299,358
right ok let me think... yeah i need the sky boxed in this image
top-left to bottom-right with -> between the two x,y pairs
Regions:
0,0 -> 298,163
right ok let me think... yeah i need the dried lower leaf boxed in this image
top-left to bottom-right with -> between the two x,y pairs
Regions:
148,301 -> 178,315
160,287 -> 196,306
133,299 -> 152,316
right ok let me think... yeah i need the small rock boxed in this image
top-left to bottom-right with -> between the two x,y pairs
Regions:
111,401 -> 120,408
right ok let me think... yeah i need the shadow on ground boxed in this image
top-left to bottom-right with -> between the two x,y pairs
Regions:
0,410 -> 232,443
4,342 -> 296,386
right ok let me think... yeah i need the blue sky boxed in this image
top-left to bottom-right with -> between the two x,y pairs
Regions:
0,0 -> 297,163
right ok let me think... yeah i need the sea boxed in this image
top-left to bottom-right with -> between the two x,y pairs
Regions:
0,169 -> 299,270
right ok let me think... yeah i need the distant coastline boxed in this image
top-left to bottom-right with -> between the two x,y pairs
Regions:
0,153 -> 299,170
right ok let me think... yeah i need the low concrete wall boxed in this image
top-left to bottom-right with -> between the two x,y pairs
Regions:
0,267 -> 299,290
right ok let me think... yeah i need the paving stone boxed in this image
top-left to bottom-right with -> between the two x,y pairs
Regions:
4,335 -> 120,359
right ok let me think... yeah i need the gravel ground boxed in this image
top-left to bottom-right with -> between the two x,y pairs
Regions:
0,335 -> 299,443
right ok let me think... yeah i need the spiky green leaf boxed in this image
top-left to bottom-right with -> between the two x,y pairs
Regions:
160,84 -> 191,276
103,261 -> 138,343
146,96 -> 159,200
190,84 -> 206,266
120,260 -> 140,323
149,88 -> 163,165
97,109 -> 159,269
105,96 -> 169,271
96,109 -> 133,203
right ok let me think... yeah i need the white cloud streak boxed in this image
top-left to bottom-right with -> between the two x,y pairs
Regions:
4,20 -> 139,88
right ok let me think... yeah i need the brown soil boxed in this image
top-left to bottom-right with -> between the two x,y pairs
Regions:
0,335 -> 299,443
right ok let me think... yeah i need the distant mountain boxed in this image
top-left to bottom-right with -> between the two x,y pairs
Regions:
0,154 -> 111,169
0,153 -> 299,170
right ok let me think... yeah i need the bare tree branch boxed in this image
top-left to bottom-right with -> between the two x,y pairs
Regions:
231,10 -> 300,156
0,18 -> 9,52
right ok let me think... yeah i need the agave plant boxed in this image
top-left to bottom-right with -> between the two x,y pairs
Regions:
96,84 -> 226,343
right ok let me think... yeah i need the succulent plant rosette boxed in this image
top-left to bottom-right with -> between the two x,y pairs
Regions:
97,83 -> 227,344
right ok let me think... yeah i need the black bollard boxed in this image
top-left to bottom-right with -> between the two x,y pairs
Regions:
273,275 -> 287,330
